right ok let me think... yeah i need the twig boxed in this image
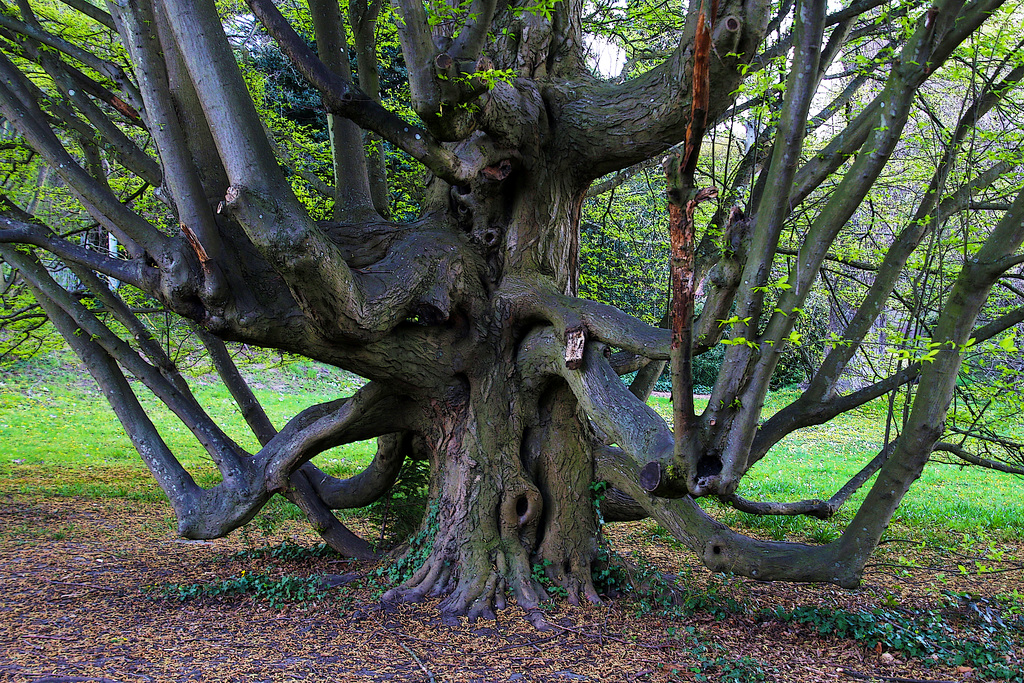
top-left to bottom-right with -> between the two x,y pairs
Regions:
399,642 -> 435,683
477,634 -> 560,654
47,580 -> 116,591
546,622 -> 671,650
23,634 -> 78,641
838,668 -> 959,683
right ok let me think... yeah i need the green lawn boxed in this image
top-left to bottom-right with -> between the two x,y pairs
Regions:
646,393 -> 1023,541
0,356 -> 376,500
2,355 -> 1021,542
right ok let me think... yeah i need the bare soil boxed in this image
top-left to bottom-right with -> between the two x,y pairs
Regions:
1,494 -> 1020,683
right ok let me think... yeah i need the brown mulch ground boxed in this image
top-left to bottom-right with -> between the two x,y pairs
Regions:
1,494 -> 1021,683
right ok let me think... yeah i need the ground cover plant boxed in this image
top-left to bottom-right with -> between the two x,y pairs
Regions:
1,488 -> 1021,681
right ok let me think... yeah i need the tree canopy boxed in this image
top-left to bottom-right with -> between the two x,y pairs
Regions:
0,0 -> 1023,624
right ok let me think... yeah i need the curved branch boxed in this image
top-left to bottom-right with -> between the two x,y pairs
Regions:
257,382 -> 416,494
519,329 -> 690,497
196,323 -> 380,558
933,442 -> 1024,476
559,0 -> 768,179
0,214 -> 146,288
720,442 -> 894,519
594,441 -> 862,586
508,279 -> 671,361
302,432 -> 410,509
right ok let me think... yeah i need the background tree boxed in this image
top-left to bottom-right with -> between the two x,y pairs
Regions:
0,0 -> 1023,626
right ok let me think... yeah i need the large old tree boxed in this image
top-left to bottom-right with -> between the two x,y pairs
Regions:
2,0 -> 1023,622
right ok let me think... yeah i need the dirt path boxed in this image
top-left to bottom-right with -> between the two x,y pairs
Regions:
1,495 -> 1020,682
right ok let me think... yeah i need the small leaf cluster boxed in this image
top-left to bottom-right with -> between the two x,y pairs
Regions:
663,626 -> 769,682
369,501 -> 440,588
229,539 -> 339,562
531,559 -> 569,599
770,605 -> 1023,682
151,572 -> 329,609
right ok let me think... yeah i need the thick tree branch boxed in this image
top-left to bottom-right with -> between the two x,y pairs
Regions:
308,0 -> 376,219
58,0 -> 116,30
108,0 -> 230,298
348,0 -> 389,216
303,432 -> 409,509
258,382 -> 414,494
559,0 -> 768,179
518,329 -> 678,493
195,328 -> 277,446
285,466 -> 378,559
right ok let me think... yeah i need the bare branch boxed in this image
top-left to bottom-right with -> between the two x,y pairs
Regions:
933,442 -> 1024,476
0,7 -> 140,107
257,382 -> 415,494
720,442 -> 894,519
57,0 -> 116,30
108,0 -> 229,282
303,432 -> 409,508
0,214 -> 145,288
560,0 -> 768,179
308,0 -> 376,219
194,327 -> 277,446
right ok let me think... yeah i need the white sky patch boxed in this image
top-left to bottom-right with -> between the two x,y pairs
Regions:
586,34 -> 626,78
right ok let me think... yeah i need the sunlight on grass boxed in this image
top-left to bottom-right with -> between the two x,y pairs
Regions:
0,356 -> 377,501
646,392 -> 1024,540
2,357 -> 1021,543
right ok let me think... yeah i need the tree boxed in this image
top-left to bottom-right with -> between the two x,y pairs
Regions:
1,0 -> 1023,625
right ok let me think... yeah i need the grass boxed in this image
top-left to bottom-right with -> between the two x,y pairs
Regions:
0,352 -> 376,504
2,352 -> 1022,543
647,393 -> 1024,541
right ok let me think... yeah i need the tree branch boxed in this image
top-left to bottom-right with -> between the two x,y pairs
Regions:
0,6 -> 141,107
257,382 -> 414,494
108,0 -> 229,291
0,53 -> 171,261
245,0 -> 472,182
933,442 -> 1024,476
303,432 -> 409,508
307,0 -> 376,219
559,0 -> 768,179
720,442 -> 894,519
57,0 -> 116,30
